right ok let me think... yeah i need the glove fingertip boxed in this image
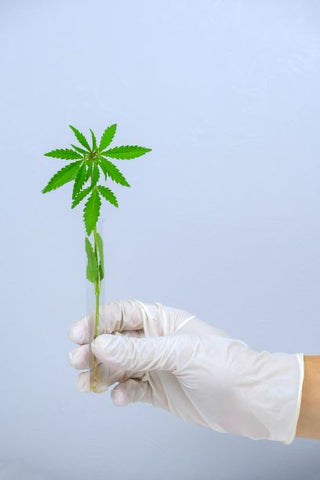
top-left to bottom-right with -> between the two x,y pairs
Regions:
111,386 -> 129,406
69,316 -> 91,345
76,372 -> 90,393
91,334 -> 121,361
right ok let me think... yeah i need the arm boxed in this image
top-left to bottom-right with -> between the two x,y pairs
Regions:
296,355 -> 320,439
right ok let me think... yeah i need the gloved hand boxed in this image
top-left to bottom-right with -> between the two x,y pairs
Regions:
68,299 -> 304,444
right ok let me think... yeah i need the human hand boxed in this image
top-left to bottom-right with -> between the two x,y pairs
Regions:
68,299 -> 304,444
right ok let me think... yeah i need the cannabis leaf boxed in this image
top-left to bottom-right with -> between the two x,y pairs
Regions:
102,145 -> 152,159
85,237 -> 98,283
71,186 -> 92,209
71,144 -> 88,155
72,162 -> 87,199
44,148 -> 82,160
98,185 -> 118,207
90,129 -> 97,150
83,188 -> 101,235
42,161 -> 82,193
96,232 -> 104,281
91,163 -> 100,187
98,158 -> 130,187
99,124 -> 117,151
42,123 -> 151,234
85,162 -> 93,181
69,125 -> 91,151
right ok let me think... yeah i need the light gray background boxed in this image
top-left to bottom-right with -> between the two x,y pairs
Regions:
1,0 -> 320,478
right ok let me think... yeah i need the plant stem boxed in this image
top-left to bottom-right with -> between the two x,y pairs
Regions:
91,225 -> 101,392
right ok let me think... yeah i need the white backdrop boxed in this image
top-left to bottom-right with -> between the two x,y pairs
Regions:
1,1 -> 320,478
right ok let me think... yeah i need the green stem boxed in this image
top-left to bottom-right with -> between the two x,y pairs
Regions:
91,225 -> 101,392
93,226 -> 100,338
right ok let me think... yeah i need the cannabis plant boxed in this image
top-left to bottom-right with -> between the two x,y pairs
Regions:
42,124 -> 152,390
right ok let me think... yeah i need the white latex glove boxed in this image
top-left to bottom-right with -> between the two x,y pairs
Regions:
68,299 -> 304,444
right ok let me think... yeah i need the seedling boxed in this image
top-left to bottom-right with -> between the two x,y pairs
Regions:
42,124 -> 152,390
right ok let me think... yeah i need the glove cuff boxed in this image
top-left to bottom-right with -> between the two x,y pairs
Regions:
234,348 -> 305,443
282,353 -> 305,445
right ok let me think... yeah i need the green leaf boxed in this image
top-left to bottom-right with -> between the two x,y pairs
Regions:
99,124 -> 117,151
83,188 -> 101,235
69,125 -> 91,151
85,162 -> 92,181
72,162 -> 87,199
90,129 -> 97,150
98,158 -> 130,187
71,185 -> 92,209
71,144 -> 88,155
91,162 -> 100,187
102,145 -> 152,159
42,161 -> 82,193
96,232 -> 104,281
44,148 -> 82,160
85,237 -> 98,283
98,185 -> 119,208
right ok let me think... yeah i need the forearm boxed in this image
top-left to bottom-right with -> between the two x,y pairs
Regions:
295,355 -> 320,439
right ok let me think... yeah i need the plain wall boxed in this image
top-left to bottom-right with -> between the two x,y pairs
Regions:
1,0 -> 320,478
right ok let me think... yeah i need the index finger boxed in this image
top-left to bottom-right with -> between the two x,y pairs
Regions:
69,299 -> 151,345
